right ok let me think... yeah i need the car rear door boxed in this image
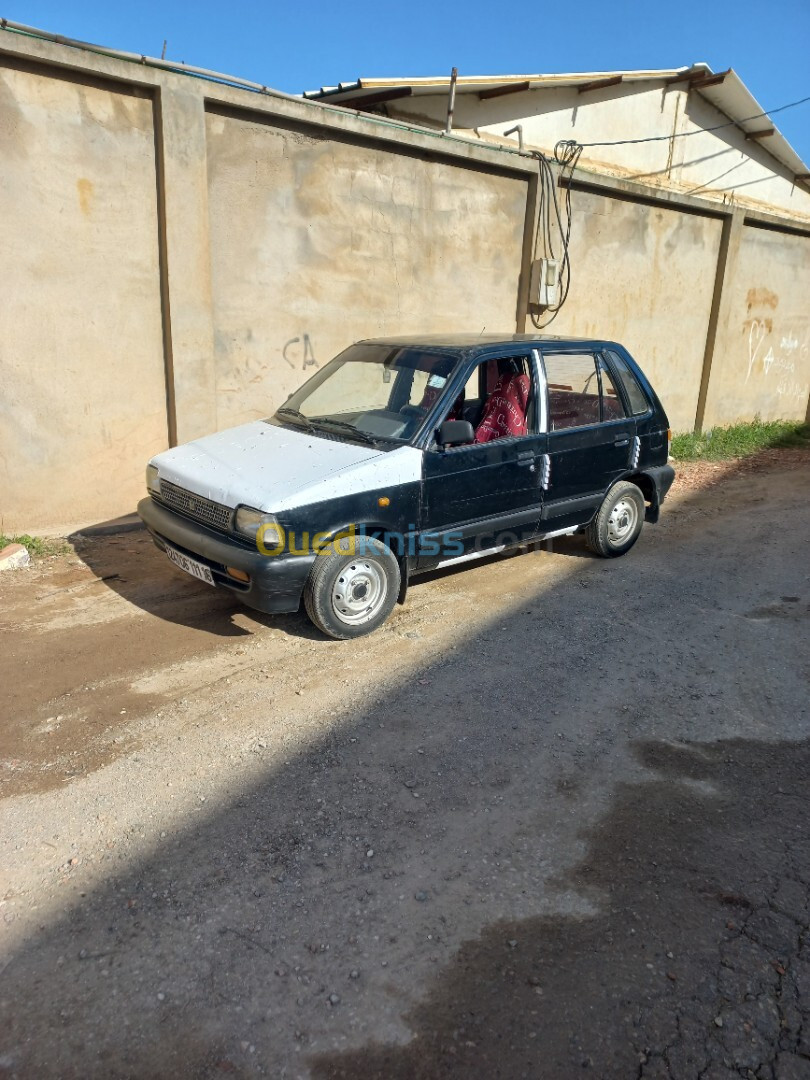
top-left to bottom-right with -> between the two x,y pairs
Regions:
539,347 -> 636,531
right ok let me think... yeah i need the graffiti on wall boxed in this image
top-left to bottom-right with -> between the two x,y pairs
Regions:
283,334 -> 320,372
746,317 -> 809,403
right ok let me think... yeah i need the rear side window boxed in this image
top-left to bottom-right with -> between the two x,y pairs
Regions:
543,352 -> 601,430
543,353 -> 631,429
605,351 -> 650,416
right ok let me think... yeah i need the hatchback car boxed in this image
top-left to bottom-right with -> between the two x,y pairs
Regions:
139,335 -> 675,638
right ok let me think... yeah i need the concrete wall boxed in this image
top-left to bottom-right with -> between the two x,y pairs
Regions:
547,190 -> 723,431
0,30 -> 808,533
0,59 -> 168,531
205,109 -> 526,429
702,224 -> 810,426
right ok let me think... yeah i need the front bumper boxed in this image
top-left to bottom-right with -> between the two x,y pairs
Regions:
137,497 -> 315,615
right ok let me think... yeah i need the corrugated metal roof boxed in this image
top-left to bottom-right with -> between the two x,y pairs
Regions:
303,65 -> 809,179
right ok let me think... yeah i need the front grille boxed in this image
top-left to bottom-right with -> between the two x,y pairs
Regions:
157,480 -> 232,533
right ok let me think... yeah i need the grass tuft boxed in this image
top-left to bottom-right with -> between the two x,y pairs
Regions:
0,534 -> 71,558
671,420 -> 810,462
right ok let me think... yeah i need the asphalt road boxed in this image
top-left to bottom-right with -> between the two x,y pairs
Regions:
1,454 -> 809,1079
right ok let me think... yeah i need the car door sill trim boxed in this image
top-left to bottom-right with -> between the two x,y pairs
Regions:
537,526 -> 578,541
433,524 -> 577,570
436,544 -> 506,569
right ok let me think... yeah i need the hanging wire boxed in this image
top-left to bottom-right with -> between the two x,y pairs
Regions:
577,92 -> 810,148
530,140 -> 582,329
527,88 -> 810,327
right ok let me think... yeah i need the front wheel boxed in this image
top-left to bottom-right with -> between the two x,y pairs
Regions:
585,480 -> 645,558
303,535 -> 400,639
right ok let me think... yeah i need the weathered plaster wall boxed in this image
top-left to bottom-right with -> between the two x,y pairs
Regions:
205,110 -> 527,429
547,190 -> 723,431
400,84 -> 680,179
673,94 -> 810,222
0,60 -> 168,531
0,30 -> 808,533
391,85 -> 810,223
703,225 -> 810,426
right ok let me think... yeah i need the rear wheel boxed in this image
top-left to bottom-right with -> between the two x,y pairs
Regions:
303,535 -> 400,639
585,480 -> 645,558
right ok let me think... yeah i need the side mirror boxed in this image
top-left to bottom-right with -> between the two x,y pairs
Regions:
437,419 -> 475,447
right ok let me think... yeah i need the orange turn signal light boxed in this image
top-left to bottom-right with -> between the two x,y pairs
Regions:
226,566 -> 250,583
378,496 -> 390,507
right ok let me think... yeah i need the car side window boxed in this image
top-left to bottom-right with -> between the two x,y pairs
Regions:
605,350 -> 650,416
436,355 -> 536,445
458,364 -> 484,429
544,352 -> 602,430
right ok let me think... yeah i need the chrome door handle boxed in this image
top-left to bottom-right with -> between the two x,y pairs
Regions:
614,437 -> 630,447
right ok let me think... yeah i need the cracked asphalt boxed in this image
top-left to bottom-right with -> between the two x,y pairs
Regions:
1,452 -> 809,1079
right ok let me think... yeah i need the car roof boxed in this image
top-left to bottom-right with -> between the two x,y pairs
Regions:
356,333 -> 620,354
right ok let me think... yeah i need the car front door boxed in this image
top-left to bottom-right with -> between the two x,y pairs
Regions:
539,348 -> 636,531
419,349 -> 547,567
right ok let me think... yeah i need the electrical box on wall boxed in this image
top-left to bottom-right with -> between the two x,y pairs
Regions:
530,258 -> 559,308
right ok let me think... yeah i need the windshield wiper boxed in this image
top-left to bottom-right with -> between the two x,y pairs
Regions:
276,406 -> 314,430
309,419 -> 379,446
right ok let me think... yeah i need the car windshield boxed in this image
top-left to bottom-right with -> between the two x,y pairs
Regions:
273,344 -> 459,444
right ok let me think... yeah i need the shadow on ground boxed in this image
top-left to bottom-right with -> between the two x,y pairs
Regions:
68,524 -> 595,640
312,736 -> 810,1079
2,458 -> 809,1078
68,527 -> 274,639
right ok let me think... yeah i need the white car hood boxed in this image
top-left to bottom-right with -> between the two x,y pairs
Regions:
151,420 -> 385,512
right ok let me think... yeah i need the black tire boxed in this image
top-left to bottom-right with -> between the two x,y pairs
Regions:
585,480 -> 645,558
303,534 -> 400,640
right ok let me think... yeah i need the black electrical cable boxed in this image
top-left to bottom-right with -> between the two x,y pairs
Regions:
577,92 -> 810,148
526,89 -> 809,327
530,140 -> 582,329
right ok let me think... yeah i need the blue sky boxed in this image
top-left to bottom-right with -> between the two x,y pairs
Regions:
6,0 -> 810,162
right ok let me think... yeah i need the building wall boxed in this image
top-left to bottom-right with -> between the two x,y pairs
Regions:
703,224 -> 810,426
547,191 -> 723,431
0,59 -> 168,531
390,85 -> 810,223
205,109 -> 526,430
673,94 -> 810,222
0,33 -> 808,534
397,83 -> 680,179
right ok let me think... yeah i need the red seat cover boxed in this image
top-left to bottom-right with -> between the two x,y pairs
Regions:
475,373 -> 530,443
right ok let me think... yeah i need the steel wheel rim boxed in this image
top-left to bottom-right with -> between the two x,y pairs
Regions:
607,497 -> 638,545
331,561 -> 386,625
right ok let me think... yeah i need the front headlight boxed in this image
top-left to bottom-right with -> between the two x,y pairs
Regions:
146,464 -> 161,496
234,507 -> 282,546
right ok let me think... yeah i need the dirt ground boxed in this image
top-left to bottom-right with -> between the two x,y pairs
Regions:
1,453 -> 809,1079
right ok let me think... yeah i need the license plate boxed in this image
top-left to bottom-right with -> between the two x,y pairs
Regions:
166,545 -> 215,586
